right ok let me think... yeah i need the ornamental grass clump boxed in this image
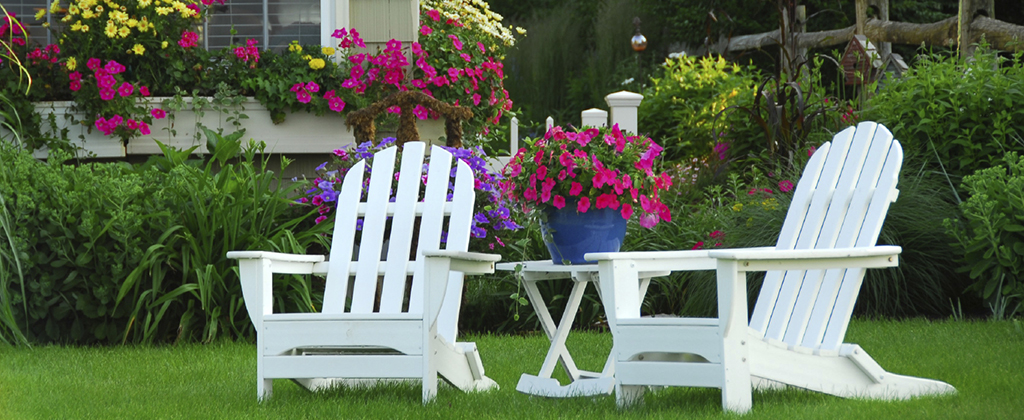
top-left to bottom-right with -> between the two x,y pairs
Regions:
501,125 -> 673,228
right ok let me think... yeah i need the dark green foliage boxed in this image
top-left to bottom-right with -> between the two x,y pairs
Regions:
863,47 -> 1024,186
0,132 -> 328,344
946,152 -> 1024,318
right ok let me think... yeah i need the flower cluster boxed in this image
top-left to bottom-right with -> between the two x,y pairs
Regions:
501,125 -> 673,228
420,0 -> 524,48
39,0 -> 219,141
233,38 -> 260,67
302,138 -> 519,250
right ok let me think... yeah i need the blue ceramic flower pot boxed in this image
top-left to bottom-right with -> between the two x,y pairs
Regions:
540,206 -> 627,265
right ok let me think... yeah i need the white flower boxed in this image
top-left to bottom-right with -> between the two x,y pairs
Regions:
621,78 -> 635,86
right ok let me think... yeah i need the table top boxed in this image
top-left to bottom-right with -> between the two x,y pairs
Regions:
496,260 -> 601,272
496,260 -> 671,280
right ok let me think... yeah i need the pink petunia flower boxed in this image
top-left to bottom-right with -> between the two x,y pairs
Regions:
552,195 -> 566,209
117,82 -> 134,97
420,25 -> 432,36
427,9 -> 441,21
449,34 -> 463,50
151,108 -> 166,119
577,197 -> 591,213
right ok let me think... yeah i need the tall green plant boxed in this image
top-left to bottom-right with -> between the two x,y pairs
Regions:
945,152 -> 1024,319
117,129 -> 330,344
0,148 -> 30,346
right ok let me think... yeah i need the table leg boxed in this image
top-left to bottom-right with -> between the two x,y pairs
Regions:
524,278 -> 588,380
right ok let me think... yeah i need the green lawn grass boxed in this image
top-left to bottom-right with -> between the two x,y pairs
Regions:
0,319 -> 1021,419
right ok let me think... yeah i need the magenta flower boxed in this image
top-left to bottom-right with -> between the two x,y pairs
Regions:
477,42 -> 486,53
596,193 -> 619,210
179,31 -> 199,48
139,86 -> 150,96
117,82 -> 134,97
638,213 -> 659,228
69,80 -> 81,91
577,197 -> 591,213
331,28 -> 348,39
139,122 -> 151,135
420,25 -> 432,36
778,180 -> 794,193
427,9 -> 441,21
621,203 -> 634,219
305,81 -> 320,93
569,182 -> 583,196
411,42 -> 425,56
449,34 -> 463,50
151,108 -> 166,119
96,73 -> 116,89
104,60 -> 126,74
99,88 -> 115,101
87,58 -> 102,71
296,90 -> 312,103
472,93 -> 482,106
552,195 -> 566,209
692,241 -> 705,250
713,141 -> 729,160
460,53 -> 472,62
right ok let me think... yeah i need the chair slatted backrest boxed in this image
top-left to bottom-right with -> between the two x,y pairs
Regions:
749,122 -> 903,352
319,142 -> 475,339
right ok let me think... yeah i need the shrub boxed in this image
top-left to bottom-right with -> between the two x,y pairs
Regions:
946,152 -> 1024,319
639,54 -> 760,162
0,132 -> 327,344
863,46 -> 1024,184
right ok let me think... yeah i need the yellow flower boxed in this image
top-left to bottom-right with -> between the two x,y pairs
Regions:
118,26 -> 131,38
139,0 -> 151,7
308,58 -> 325,70
81,24 -> 90,32
71,21 -> 83,31
515,26 -> 527,35
322,47 -> 335,56
301,54 -> 312,61
137,20 -> 150,32
50,0 -> 60,13
126,18 -> 138,28
95,5 -> 103,13
732,203 -> 743,212
67,57 -> 77,70
81,9 -> 95,19
161,41 -> 169,49
155,7 -> 171,15
69,5 -> 80,15
110,10 -> 128,22
35,9 -> 47,21
131,44 -> 145,55
61,15 -> 73,22
42,22 -> 50,28
288,43 -> 302,53
104,24 -> 117,38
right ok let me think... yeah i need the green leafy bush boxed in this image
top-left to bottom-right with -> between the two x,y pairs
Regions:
946,152 -> 1024,318
0,133 -> 328,344
863,47 -> 1024,183
639,54 -> 760,162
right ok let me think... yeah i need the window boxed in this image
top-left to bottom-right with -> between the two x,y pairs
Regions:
205,0 -> 323,52
4,1 -> 333,52
3,1 -> 52,46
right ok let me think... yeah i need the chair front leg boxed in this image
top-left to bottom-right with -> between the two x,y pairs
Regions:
716,259 -> 752,413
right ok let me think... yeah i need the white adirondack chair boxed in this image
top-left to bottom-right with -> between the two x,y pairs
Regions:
227,142 -> 500,403
588,122 -> 955,413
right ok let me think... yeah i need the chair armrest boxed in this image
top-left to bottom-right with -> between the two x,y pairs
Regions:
587,249 -> 726,272
226,251 -> 326,275
227,251 -> 327,324
707,246 -> 901,271
421,250 -> 501,275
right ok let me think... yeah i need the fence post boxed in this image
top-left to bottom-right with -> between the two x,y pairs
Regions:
545,116 -> 554,131
581,108 -> 609,128
605,91 -> 643,134
509,116 -> 519,155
